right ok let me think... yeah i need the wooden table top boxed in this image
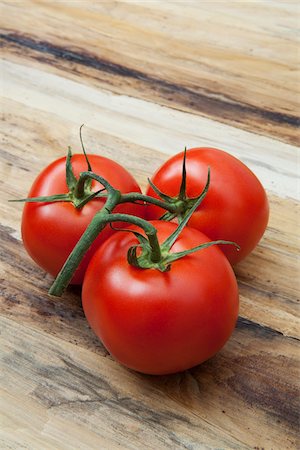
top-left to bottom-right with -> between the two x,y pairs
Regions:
1,2 -> 299,449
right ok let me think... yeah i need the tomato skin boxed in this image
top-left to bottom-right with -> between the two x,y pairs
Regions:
82,221 -> 239,375
146,148 -> 269,265
21,154 -> 145,284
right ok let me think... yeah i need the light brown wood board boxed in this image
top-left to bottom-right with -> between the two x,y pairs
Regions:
1,1 -> 299,449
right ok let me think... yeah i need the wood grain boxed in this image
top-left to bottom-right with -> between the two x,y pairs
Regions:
1,315 -> 299,450
2,61 -> 298,199
1,1 -> 300,449
1,0 -> 299,145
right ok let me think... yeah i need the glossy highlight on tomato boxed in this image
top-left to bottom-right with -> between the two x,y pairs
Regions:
22,154 -> 145,284
82,221 -> 239,375
146,148 -> 269,264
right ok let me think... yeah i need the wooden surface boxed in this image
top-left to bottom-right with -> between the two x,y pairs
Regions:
1,1 -> 299,449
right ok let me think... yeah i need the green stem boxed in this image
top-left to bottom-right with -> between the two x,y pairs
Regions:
71,170 -> 178,212
79,124 -> 92,171
49,209 -> 161,297
74,171 -> 116,200
119,192 -> 178,213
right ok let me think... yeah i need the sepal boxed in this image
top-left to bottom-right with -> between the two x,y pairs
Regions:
66,147 -> 78,192
147,178 -> 174,203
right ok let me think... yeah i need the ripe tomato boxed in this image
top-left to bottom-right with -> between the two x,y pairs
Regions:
22,154 -> 145,284
82,221 -> 239,375
146,148 -> 269,264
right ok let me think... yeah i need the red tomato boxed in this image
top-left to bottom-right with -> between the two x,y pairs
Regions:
22,154 -> 145,284
146,148 -> 269,264
82,221 -> 239,375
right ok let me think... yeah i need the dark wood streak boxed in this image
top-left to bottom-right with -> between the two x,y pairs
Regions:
2,347 -> 193,447
239,277 -> 299,307
237,316 -> 286,339
226,355 -> 300,431
1,32 -> 299,132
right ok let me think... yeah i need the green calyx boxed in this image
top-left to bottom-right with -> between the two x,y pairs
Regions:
9,125 -> 108,209
149,147 -> 209,223
11,126 -> 107,209
127,175 -> 239,272
64,146 -> 101,209
11,146 -> 103,209
128,238 -> 239,272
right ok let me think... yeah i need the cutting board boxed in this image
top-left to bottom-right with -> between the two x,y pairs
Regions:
1,2 -> 299,449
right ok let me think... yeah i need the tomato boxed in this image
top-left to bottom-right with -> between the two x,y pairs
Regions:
146,148 -> 269,264
82,221 -> 239,375
21,154 -> 145,284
